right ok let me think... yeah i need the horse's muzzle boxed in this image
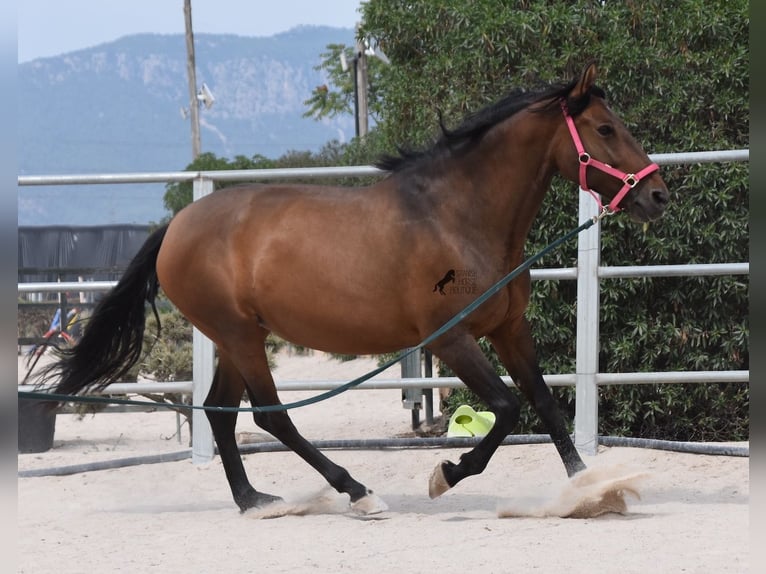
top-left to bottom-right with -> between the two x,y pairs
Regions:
629,186 -> 670,222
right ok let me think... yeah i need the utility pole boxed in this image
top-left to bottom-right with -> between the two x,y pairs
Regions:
344,26 -> 387,139
184,0 -> 201,159
355,36 -> 369,138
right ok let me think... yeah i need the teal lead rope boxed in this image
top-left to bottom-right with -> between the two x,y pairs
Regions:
19,210 -> 607,413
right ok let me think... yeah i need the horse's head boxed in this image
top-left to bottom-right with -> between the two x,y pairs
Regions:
553,63 -> 669,222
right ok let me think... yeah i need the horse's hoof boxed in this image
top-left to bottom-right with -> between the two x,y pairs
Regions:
428,460 -> 452,499
350,490 -> 388,515
237,491 -> 283,513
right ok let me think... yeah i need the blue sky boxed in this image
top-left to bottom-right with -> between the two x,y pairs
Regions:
18,0 -> 364,62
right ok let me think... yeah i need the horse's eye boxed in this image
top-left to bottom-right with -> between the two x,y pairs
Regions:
597,125 -> 614,136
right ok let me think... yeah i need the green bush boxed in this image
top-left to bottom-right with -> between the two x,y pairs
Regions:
154,1 -> 748,442
358,0 -> 749,441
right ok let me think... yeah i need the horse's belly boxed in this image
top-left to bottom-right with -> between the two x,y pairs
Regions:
254,276 -> 419,355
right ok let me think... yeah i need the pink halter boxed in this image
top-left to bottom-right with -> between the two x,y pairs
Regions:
561,100 -> 659,213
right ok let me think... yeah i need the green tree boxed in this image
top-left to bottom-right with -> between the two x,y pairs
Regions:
355,0 -> 748,440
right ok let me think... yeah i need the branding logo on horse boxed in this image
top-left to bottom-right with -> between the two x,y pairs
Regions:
433,269 -> 456,295
433,269 -> 477,296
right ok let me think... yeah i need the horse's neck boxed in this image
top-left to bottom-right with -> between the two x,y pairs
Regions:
438,114 -> 559,256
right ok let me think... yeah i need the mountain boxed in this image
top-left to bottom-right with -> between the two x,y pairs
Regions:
18,26 -> 356,226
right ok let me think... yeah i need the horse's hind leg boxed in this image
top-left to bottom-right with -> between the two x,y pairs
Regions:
205,352 -> 283,512
488,317 -> 586,477
231,336 -> 387,515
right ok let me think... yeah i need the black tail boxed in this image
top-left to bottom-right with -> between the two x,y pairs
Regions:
37,224 -> 169,395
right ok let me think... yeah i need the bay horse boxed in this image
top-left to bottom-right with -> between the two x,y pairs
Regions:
38,63 -> 668,514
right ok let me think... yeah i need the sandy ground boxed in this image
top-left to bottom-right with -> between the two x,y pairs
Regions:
17,349 -> 749,573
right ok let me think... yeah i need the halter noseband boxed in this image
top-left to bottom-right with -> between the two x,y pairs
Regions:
561,100 -> 659,213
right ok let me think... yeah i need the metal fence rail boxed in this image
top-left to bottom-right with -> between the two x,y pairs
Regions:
18,149 -> 750,461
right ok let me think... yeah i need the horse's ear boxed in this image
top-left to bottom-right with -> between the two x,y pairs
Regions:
570,62 -> 598,100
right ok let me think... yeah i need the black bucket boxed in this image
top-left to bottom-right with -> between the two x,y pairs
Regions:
18,398 -> 57,453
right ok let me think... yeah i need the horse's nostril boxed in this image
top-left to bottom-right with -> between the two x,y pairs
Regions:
652,188 -> 669,206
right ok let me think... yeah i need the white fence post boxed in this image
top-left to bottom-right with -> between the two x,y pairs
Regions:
192,177 -> 216,464
574,191 -> 601,455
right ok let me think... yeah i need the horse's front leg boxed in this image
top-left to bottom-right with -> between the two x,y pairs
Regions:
487,316 -> 586,477
427,333 -> 522,498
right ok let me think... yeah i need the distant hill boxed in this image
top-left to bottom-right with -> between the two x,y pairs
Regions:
18,26 -> 356,226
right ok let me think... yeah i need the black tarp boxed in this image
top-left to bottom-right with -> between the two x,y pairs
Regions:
18,224 -> 150,285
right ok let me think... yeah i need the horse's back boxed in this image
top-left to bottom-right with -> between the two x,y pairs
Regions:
156,183 -> 435,353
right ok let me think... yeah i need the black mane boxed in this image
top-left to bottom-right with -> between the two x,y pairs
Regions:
376,79 -> 605,173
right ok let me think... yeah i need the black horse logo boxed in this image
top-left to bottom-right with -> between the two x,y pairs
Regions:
433,269 -> 456,295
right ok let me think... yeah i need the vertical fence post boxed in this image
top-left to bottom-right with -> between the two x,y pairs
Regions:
192,177 -> 216,463
401,348 -> 422,429
574,192 -> 601,455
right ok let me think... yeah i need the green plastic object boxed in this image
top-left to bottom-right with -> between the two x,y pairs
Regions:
446,404 -> 496,437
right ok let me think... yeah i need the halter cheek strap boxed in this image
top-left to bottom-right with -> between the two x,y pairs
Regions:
561,100 -> 659,213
